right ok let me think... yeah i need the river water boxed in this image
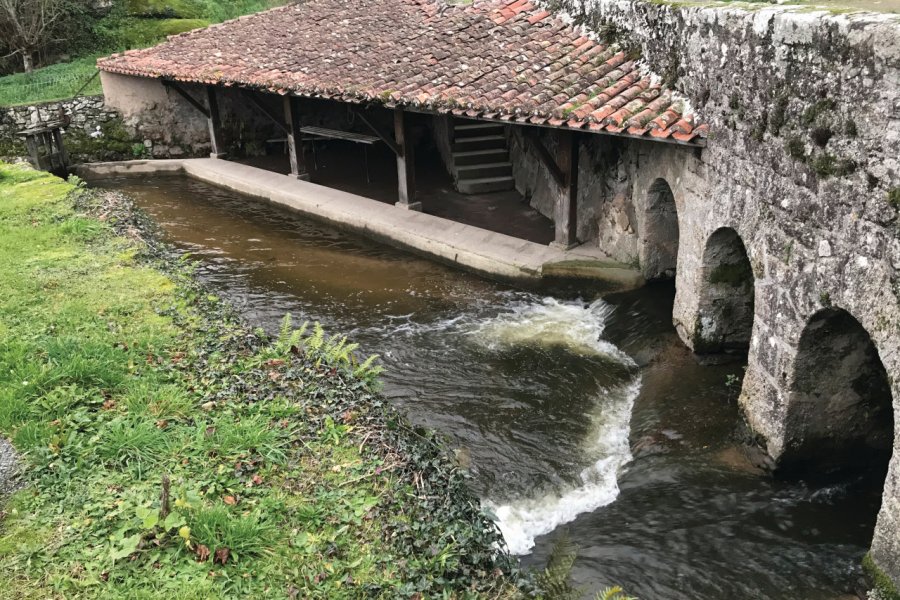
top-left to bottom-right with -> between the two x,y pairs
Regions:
95,175 -> 883,599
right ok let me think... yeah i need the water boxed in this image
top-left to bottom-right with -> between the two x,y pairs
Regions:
94,175 -> 883,599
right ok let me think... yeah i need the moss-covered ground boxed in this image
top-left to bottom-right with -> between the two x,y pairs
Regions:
0,163 -> 521,599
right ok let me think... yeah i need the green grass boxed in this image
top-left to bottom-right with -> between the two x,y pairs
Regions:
100,17 -> 211,49
0,0 -> 286,107
0,56 -> 103,106
0,163 -> 520,599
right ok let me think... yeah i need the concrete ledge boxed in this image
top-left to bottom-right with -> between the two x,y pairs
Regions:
78,159 -> 644,290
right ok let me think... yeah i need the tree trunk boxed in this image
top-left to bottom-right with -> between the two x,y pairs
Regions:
22,52 -> 33,73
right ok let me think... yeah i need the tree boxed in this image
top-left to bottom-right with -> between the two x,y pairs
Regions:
0,0 -> 69,73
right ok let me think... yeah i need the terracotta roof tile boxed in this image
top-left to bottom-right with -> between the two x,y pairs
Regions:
97,0 -> 705,145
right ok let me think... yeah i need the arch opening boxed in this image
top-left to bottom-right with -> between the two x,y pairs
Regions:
782,308 -> 894,480
640,178 -> 679,281
693,227 -> 755,355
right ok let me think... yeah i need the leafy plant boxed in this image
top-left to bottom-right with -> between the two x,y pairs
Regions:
536,534 -> 580,599
596,585 -> 639,600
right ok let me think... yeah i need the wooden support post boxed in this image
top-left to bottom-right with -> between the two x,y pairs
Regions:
23,135 -> 39,169
205,86 -> 226,158
553,130 -> 579,249
394,108 -> 420,211
283,96 -> 309,181
51,128 -> 68,170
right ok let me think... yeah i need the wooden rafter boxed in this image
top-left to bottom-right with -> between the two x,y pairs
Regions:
241,91 -> 288,135
353,110 -> 401,157
162,80 -> 209,118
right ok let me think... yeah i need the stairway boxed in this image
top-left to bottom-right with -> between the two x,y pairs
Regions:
450,120 -> 515,194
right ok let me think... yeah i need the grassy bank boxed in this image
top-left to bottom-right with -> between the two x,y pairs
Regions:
0,163 -> 519,599
0,1 -> 285,107
0,57 -> 104,107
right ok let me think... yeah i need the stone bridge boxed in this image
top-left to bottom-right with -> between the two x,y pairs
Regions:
544,0 -> 900,586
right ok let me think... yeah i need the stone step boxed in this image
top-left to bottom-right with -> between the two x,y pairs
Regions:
454,122 -> 505,138
452,134 -> 507,152
455,161 -> 513,180
457,175 -> 515,194
451,148 -> 510,166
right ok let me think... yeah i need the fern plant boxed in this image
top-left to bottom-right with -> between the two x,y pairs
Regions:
535,534 -> 637,600
536,534 -> 580,600
596,586 -> 637,600
272,315 -> 383,387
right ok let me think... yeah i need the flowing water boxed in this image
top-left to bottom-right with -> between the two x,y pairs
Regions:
94,175 -> 885,599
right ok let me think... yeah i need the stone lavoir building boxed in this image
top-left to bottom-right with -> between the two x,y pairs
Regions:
94,0 -> 900,592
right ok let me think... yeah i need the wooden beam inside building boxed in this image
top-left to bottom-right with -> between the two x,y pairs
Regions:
163,81 -> 210,118
205,86 -> 226,158
394,108 -> 420,211
354,110 -> 401,157
283,96 -> 309,181
242,91 -> 288,135
525,130 -> 565,188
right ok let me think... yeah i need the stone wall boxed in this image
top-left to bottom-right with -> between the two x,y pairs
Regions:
536,0 -> 900,586
0,83 -> 281,164
509,126 -> 633,247
100,72 -> 280,159
0,95 -> 133,163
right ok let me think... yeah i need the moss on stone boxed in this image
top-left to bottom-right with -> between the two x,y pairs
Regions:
769,96 -> 789,136
63,117 -> 141,162
802,99 -> 836,126
887,187 -> 900,211
863,553 -> 900,600
810,152 -> 856,178
709,260 -> 752,287
0,136 -> 26,158
786,137 -> 806,160
844,119 -> 858,137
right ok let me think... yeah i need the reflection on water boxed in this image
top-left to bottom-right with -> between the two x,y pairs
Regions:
94,175 -> 881,600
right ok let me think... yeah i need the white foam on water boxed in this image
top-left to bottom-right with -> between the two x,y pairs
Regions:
466,297 -> 639,555
485,378 -> 641,555
463,297 -> 636,366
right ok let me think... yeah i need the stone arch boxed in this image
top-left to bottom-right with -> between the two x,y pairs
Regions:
692,227 -> 755,355
781,308 -> 894,478
639,178 -> 679,281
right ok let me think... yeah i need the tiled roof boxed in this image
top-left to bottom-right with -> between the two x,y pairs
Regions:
97,0 -> 708,145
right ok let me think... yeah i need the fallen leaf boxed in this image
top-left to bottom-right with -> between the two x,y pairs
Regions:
223,495 -> 237,505
102,399 -> 116,410
251,474 -> 263,485
266,359 -> 286,367
214,547 -> 230,565
156,419 -> 168,429
195,544 -> 210,562
201,401 -> 216,411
